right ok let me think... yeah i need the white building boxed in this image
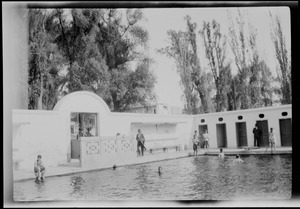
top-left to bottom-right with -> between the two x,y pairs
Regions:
12,91 -> 292,171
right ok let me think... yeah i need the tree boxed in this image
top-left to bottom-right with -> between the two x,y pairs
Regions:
227,74 -> 240,111
219,64 -> 235,111
269,11 -> 291,104
158,16 -> 213,114
259,61 -> 274,106
228,9 -> 251,110
228,9 -> 275,109
248,24 -> 263,108
186,16 -> 212,113
28,9 -> 64,110
29,8 -> 155,111
107,58 -> 156,111
200,19 -> 231,112
96,9 -> 155,111
49,9 -> 110,95
158,30 -> 199,114
244,16 -> 275,108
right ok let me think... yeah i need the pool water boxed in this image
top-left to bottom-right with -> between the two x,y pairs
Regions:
14,155 -> 292,201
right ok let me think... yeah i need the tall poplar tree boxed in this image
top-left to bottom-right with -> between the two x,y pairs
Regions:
269,11 -> 291,104
200,19 -> 231,112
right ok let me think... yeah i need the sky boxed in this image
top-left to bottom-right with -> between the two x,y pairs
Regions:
137,7 -> 291,108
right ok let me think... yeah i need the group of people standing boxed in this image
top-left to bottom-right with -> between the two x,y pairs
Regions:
253,123 -> 276,153
134,123 -> 277,157
192,129 -> 209,156
190,123 -> 277,158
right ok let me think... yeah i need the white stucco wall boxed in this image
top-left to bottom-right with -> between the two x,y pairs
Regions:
12,110 -> 65,169
193,105 -> 292,148
12,91 -> 292,170
108,113 -> 193,150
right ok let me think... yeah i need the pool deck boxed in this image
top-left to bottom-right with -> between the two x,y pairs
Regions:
13,147 -> 292,182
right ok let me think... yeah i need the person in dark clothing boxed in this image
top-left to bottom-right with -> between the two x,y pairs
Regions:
253,124 -> 260,147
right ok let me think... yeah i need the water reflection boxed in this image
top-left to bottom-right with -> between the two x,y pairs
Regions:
69,175 -> 85,197
135,165 -> 152,195
14,155 -> 292,201
34,179 -> 45,193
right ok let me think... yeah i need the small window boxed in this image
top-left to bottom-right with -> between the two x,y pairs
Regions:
259,114 -> 264,118
282,112 -> 288,116
218,117 -> 223,122
238,116 -> 243,120
201,119 -> 205,123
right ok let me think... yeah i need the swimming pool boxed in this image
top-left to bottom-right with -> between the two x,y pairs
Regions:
14,154 -> 291,201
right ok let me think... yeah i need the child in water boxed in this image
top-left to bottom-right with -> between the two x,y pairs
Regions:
34,155 -> 46,180
233,154 -> 244,164
218,148 -> 225,158
158,166 -> 163,175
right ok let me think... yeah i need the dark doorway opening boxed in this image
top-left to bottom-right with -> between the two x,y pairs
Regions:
216,124 -> 227,148
279,118 -> 292,146
236,122 -> 248,147
256,120 -> 269,147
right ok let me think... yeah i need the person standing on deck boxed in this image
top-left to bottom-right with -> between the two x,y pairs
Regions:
266,127 -> 276,154
203,129 -> 210,151
253,123 -> 260,147
136,129 -> 146,156
192,130 -> 199,156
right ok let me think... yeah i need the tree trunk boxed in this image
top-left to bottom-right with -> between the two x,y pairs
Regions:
38,74 -> 43,110
111,91 -> 120,112
231,81 -> 237,110
198,90 -> 209,113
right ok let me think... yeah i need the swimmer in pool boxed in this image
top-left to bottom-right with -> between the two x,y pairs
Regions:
233,155 -> 244,164
218,148 -> 225,158
158,166 -> 163,175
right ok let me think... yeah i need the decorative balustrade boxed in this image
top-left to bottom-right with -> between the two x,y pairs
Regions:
100,135 -> 134,154
77,134 -> 181,167
78,135 -> 134,168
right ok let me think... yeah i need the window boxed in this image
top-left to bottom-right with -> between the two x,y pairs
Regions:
282,112 -> 288,116
238,116 -> 243,120
201,119 -> 205,123
259,114 -> 265,118
71,113 -> 98,139
218,117 -> 223,122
